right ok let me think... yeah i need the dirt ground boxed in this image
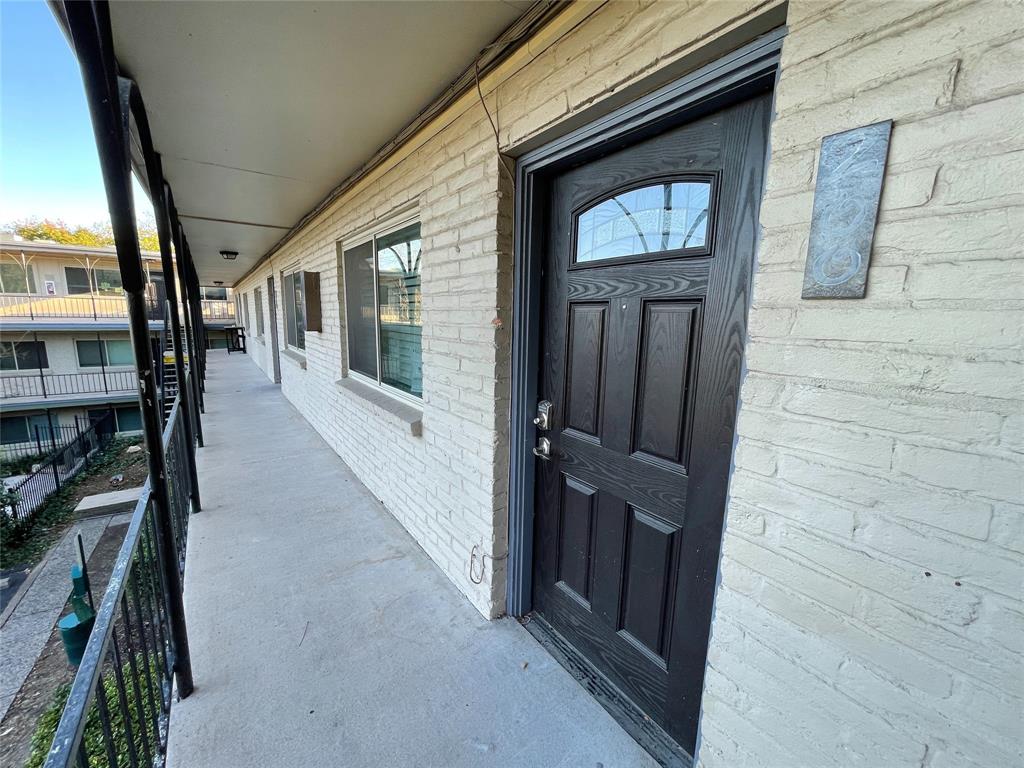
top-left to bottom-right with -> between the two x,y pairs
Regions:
71,452 -> 149,508
0,521 -> 129,768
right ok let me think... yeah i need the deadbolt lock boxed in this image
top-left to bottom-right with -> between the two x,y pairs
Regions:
533,400 -> 553,430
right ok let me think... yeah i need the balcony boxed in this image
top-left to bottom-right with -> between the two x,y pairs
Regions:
163,351 -> 654,766
198,299 -> 235,324
0,294 -> 234,324
0,370 -> 136,402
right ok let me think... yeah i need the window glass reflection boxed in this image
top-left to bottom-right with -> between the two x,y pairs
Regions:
576,181 -> 711,263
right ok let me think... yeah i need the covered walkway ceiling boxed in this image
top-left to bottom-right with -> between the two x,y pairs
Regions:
107,1 -> 540,285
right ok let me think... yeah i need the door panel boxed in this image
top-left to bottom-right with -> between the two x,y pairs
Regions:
532,94 -> 770,754
564,303 -> 607,437
633,300 -> 700,467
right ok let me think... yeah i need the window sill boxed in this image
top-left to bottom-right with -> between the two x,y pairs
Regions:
281,348 -> 306,370
335,376 -> 422,437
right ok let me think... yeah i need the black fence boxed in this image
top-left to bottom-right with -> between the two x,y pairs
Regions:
4,410 -> 117,526
42,381 -> 195,768
0,370 -> 137,400
1,424 -> 82,465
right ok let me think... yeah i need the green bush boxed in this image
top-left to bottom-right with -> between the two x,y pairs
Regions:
26,654 -> 161,768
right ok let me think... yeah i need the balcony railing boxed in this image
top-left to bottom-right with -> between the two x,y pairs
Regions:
0,293 -> 160,320
0,370 -> 136,400
199,299 -> 235,322
0,294 -> 234,322
41,394 -> 195,768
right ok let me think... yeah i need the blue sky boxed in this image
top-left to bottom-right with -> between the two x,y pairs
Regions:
0,0 -> 140,227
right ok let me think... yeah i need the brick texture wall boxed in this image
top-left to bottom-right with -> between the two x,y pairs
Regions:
232,1 -> 1022,764
699,1 -> 1023,766
235,0 -> 781,618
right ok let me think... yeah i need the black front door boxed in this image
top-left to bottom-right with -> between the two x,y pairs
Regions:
532,94 -> 770,754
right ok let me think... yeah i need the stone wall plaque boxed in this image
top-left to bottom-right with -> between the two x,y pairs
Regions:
802,120 -> 892,299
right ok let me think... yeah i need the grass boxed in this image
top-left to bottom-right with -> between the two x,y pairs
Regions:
26,654 -> 161,768
0,437 -> 144,570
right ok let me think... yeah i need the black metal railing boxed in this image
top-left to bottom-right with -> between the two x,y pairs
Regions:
5,410 -> 117,526
42,483 -> 173,768
42,381 -> 194,768
200,299 -> 235,322
0,370 -> 137,400
0,293 -> 162,320
161,396 -> 191,569
1,423 -> 81,463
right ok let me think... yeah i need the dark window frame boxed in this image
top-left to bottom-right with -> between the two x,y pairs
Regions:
0,340 -> 49,371
341,216 -> 423,402
254,287 -> 264,337
75,338 -> 134,369
64,265 -> 124,295
282,270 -> 306,351
0,262 -> 37,294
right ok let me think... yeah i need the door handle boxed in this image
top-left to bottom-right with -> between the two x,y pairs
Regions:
533,437 -> 552,460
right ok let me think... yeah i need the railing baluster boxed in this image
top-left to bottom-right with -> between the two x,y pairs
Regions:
92,676 -> 120,768
143,502 -> 172,694
109,629 -> 141,768
120,592 -> 153,767
128,571 -> 161,747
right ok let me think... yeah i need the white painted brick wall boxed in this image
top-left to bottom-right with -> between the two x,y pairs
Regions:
231,0 -> 1022,764
700,0 -> 1024,766
235,0 -> 784,619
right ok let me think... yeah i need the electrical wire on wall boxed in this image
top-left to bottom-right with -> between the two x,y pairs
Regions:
470,542 -> 509,585
474,49 -> 516,183
467,40 -> 517,590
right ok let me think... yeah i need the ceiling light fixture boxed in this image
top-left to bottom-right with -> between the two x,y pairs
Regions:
213,280 -> 224,286
220,250 -> 238,260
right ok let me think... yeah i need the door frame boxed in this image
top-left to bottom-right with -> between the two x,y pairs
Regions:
266,276 -> 282,384
507,28 -> 784,615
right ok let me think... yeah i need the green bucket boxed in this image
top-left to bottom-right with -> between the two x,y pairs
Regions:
59,565 -> 96,667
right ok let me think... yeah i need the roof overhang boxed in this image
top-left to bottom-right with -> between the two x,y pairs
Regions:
0,236 -> 161,262
99,1 -> 559,285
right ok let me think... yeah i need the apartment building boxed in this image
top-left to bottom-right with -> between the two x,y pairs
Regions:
0,236 -> 234,456
39,1 -> 1023,767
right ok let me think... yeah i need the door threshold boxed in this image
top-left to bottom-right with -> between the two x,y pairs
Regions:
523,614 -> 693,768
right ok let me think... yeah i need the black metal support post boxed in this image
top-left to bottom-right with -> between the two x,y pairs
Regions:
140,148 -> 201,511
63,1 -> 193,697
179,239 -> 206,419
96,331 -> 109,393
180,247 -> 207,389
46,409 -> 57,453
33,331 -> 47,397
46,409 -> 61,490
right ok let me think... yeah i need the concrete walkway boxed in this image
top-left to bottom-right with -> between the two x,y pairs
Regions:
0,513 -> 129,720
167,352 -> 656,767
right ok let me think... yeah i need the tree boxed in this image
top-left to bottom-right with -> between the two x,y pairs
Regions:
4,218 -> 160,252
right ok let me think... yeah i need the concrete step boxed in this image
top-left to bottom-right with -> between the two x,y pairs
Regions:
74,486 -> 145,518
